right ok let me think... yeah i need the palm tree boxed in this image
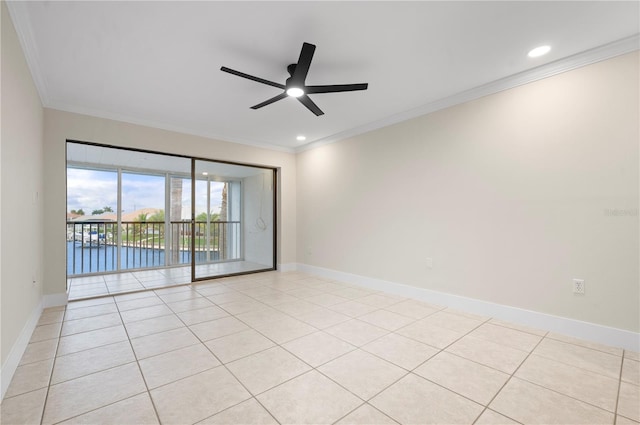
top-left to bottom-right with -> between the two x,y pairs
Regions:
147,210 -> 165,245
135,212 -> 149,222
133,212 -> 149,246
148,210 -> 165,222
219,183 -> 228,260
170,178 -> 183,263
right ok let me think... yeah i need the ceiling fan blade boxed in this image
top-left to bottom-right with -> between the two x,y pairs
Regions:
305,83 -> 369,94
220,67 -> 285,90
250,92 -> 288,110
298,95 -> 324,116
291,42 -> 316,84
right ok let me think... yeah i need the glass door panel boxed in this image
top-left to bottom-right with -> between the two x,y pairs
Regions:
193,159 -> 275,280
120,172 -> 165,271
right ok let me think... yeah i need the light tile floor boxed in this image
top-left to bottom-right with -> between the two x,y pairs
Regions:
2,271 -> 639,424
67,261 -> 271,300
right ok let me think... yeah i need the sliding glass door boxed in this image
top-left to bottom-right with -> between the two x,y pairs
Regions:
193,159 -> 275,280
66,141 -> 276,299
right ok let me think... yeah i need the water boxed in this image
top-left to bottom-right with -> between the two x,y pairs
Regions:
66,242 -> 219,275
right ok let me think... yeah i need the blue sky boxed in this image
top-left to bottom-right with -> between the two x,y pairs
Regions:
67,168 -> 223,218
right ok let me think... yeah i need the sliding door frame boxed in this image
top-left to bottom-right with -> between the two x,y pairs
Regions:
66,139 -> 278,284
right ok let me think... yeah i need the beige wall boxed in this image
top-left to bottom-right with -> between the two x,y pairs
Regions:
297,52 -> 639,332
42,109 -> 296,296
1,1 -> 45,364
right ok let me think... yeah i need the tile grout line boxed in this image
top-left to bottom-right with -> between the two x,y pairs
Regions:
115,297 -> 165,424
377,315 -> 503,424
53,325 -> 128,358
70,279 -> 190,302
530,338 -> 626,382
47,392 -> 148,425
612,350 -> 626,425
484,318 -> 548,338
364,312 -> 519,424
401,316 -> 625,386
397,310 -> 492,372
514,337 -> 624,412
331,402 -> 401,425
191,279 -> 410,423
38,305 -> 69,425
423,337 -> 529,377
226,289 -> 468,424
471,334 -> 547,425
201,280 -> 506,425
45,310 -> 149,424
59,314 -> 120,335
2,317 -> 130,408
328,401 -> 370,425
69,264 -> 211,301
152,285 -> 283,425
314,307 -> 498,424
543,334 -> 625,357
45,347 -> 136,387
512,374 -> 620,419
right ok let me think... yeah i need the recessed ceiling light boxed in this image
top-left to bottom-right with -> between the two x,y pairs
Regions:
296,135 -> 306,141
286,87 -> 304,97
202,172 -> 208,176
528,45 -> 551,58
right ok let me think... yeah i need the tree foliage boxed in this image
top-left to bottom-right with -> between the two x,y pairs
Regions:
90,206 -> 114,215
196,211 -> 220,222
135,212 -> 149,222
148,210 -> 165,222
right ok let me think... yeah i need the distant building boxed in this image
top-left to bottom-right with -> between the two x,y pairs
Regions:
66,212 -> 83,220
66,208 -> 161,222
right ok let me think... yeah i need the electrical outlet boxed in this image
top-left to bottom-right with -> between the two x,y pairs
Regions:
426,257 -> 433,269
573,279 -> 585,294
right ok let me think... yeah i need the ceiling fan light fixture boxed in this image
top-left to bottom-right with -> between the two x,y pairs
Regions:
528,45 -> 551,58
286,87 -> 304,97
220,42 -> 368,116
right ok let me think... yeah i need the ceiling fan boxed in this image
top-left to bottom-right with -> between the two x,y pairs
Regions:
220,42 -> 368,116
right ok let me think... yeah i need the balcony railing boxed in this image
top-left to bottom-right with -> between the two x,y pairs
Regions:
66,220 -> 241,276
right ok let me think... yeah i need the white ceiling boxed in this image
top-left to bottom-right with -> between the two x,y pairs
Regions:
7,1 -> 639,152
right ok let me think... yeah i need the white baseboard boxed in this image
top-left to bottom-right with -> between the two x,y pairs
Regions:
297,263 -> 640,352
0,299 -> 43,401
44,292 -> 68,308
277,263 -> 298,273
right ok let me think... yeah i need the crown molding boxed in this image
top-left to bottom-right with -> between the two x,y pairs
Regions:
46,102 -> 297,154
6,1 -> 50,106
297,34 -> 640,153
